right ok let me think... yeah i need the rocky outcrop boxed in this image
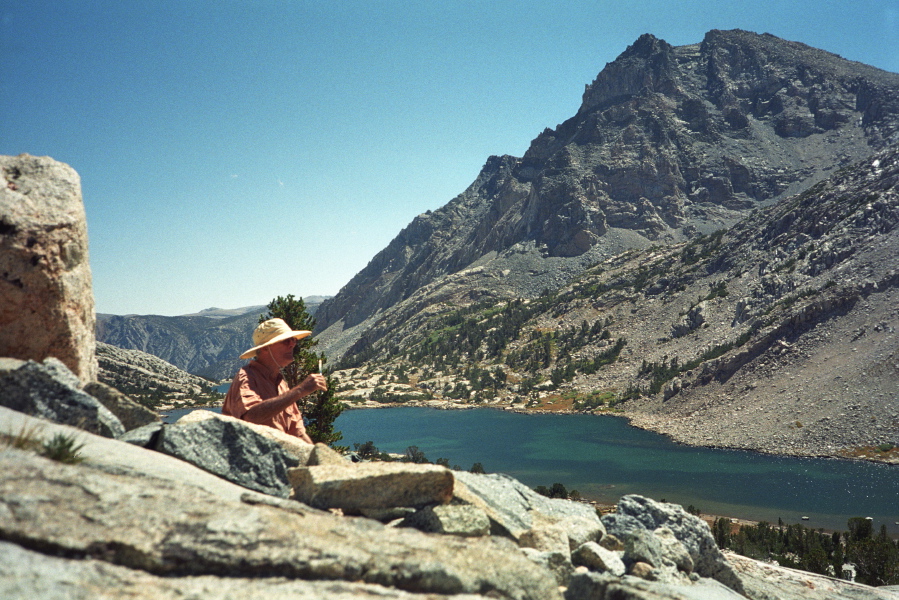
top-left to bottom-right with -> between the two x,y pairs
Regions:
452,471 -> 605,547
606,495 -> 743,591
0,154 -> 96,383
0,357 -> 123,438
177,409 -> 314,463
96,341 -> 217,397
82,380 -> 160,431
156,415 -> 301,498
726,551 -> 899,600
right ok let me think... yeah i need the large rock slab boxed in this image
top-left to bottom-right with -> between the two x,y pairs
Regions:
401,504 -> 491,537
725,552 -> 899,600
572,541 -> 626,577
156,415 -> 300,498
0,406 -> 277,503
289,462 -> 454,512
0,154 -> 96,384
564,571 -> 747,600
725,551 -> 899,600
306,441 -> 349,465
0,357 -> 124,438
175,409 -> 314,465
0,446 -> 561,600
0,541 -> 494,600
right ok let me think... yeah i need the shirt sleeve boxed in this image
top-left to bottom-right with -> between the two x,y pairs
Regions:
222,368 -> 263,419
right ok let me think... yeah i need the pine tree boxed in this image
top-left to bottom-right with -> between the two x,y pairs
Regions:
262,294 -> 345,448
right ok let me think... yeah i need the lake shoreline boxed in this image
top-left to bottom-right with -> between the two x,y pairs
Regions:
161,403 -> 898,535
336,405 -> 899,535
339,399 -> 899,466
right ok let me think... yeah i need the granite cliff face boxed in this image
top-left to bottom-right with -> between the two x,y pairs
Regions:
96,342 -> 216,400
314,29 -> 899,358
96,310 -> 262,382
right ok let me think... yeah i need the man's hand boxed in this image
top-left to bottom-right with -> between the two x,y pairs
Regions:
294,373 -> 328,398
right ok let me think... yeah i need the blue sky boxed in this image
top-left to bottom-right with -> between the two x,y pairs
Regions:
2,1 -> 897,316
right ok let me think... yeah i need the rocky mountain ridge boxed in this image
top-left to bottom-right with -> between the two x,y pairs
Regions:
313,29 -> 899,359
90,30 -> 899,462
330,143 -> 899,462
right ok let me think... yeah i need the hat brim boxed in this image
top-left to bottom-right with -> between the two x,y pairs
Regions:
239,330 -> 311,359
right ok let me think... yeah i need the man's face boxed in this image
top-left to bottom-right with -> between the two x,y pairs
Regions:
268,337 -> 296,367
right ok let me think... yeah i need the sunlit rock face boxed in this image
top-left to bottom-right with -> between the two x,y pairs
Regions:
0,154 -> 97,384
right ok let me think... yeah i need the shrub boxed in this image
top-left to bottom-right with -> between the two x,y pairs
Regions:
40,432 -> 85,464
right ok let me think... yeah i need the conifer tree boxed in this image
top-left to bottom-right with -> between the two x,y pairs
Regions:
262,294 -> 345,448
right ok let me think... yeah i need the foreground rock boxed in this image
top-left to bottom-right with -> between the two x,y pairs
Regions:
0,541 -> 490,600
2,368 -> 894,600
452,471 -> 605,549
177,409 -> 315,463
83,379 -> 159,431
726,551 -> 899,600
289,462 -> 455,512
0,418 -> 560,600
0,154 -> 97,384
0,357 -> 124,438
156,414 -> 301,498
2,403 -> 897,599
609,494 -> 743,591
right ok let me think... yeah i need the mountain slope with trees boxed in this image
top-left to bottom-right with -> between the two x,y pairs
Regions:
331,143 -> 899,461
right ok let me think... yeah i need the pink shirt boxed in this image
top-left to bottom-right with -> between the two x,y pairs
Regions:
222,360 -> 307,438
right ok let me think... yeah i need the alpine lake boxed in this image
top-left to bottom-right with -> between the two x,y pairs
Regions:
164,404 -> 899,535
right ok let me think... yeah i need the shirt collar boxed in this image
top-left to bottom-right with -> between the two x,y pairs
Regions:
247,358 -> 283,384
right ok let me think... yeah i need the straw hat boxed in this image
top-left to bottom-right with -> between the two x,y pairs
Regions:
240,318 -> 311,359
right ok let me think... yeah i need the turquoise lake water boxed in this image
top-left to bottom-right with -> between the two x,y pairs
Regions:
164,405 -> 899,534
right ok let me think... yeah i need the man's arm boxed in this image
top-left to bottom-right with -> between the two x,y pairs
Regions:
242,374 -> 327,441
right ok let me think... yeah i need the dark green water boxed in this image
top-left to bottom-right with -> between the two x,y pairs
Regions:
335,406 -> 899,534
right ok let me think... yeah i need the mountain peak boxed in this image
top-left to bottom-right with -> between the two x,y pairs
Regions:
314,30 -> 899,362
579,32 -> 676,114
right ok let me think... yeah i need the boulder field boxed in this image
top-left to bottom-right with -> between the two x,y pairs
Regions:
2,358 -> 898,600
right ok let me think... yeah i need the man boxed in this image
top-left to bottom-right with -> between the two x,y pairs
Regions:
222,318 -> 327,444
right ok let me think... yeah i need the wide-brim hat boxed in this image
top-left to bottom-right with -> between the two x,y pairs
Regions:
240,318 -> 311,359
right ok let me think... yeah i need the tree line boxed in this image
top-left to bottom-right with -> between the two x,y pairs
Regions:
713,516 -> 899,586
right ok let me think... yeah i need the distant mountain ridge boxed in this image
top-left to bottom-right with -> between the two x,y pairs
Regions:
96,298 -> 327,381
313,29 -> 899,358
178,305 -> 267,319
